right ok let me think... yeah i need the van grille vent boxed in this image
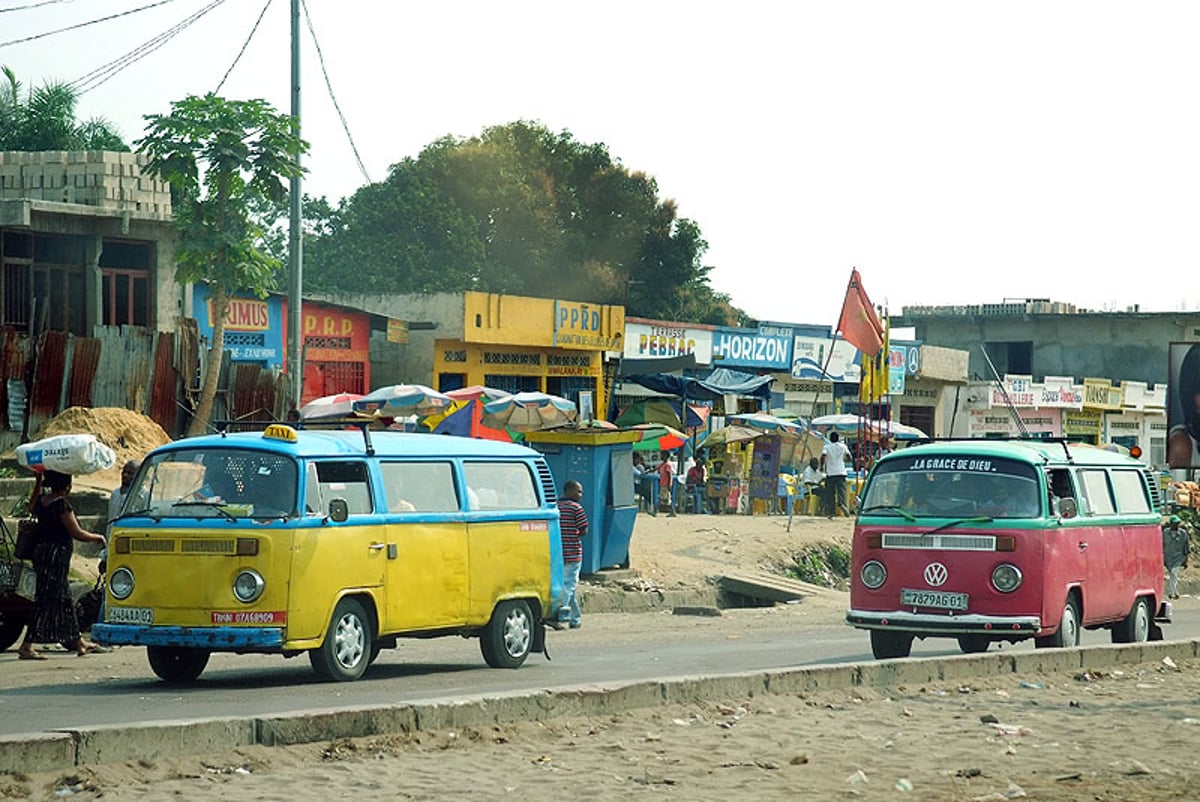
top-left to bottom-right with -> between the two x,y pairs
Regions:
182,539 -> 235,554
536,460 -> 557,505
882,534 -> 997,551
130,539 -> 176,553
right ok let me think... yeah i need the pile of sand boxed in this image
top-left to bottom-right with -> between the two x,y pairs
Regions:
31,406 -> 171,491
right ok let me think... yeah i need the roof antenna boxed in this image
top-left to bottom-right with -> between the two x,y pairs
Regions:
980,346 -> 1029,438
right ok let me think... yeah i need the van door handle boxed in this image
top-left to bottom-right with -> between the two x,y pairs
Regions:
369,542 -> 386,552
1078,541 -> 1088,551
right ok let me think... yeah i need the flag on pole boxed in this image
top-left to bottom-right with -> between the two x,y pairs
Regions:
837,269 -> 885,356
859,317 -> 890,404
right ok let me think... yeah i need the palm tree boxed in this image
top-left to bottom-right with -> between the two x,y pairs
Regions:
0,66 -> 128,151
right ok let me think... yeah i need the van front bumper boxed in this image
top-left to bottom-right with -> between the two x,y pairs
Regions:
846,609 -> 1041,636
92,623 -> 285,649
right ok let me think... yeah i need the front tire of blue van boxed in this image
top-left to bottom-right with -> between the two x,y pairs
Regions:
869,630 -> 913,659
480,600 -> 532,669
1111,596 -> 1151,644
310,598 -> 371,681
1036,597 -> 1080,649
147,646 -> 210,683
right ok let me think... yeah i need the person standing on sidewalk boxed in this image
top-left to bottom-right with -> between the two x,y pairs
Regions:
1163,514 -> 1190,600
820,432 -> 853,517
551,480 -> 589,630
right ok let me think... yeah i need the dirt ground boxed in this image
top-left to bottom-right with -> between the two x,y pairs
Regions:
6,510 -> 1200,800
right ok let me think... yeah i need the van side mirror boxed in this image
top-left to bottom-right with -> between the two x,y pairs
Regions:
1056,498 -> 1078,519
328,498 -> 349,523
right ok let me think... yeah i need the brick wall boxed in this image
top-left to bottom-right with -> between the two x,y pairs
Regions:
0,150 -> 171,216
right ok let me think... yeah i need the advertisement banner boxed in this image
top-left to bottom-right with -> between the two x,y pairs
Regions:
553,300 -> 623,349
969,408 -> 1062,437
623,321 -> 713,363
192,285 -> 284,366
712,327 -> 792,369
791,336 -> 860,382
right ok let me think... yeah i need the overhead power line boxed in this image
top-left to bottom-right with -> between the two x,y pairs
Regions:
302,0 -> 371,185
214,0 -> 274,94
72,0 -> 228,95
0,0 -> 184,49
0,0 -> 75,13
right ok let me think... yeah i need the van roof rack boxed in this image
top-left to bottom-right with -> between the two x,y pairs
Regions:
904,436 -> 1077,463
211,419 -> 376,457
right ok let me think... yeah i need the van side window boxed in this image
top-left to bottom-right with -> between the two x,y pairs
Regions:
1047,469 -> 1076,515
1110,469 -> 1152,513
308,461 -> 373,515
381,462 -> 458,512
1078,469 -> 1115,515
463,462 -> 538,510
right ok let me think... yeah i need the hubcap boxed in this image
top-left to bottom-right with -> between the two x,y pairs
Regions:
503,608 -> 531,657
334,613 -> 365,668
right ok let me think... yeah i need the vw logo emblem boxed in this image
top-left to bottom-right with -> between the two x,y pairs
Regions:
924,562 -> 949,587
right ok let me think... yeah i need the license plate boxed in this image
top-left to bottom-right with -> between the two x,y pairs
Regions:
107,606 -> 154,624
901,588 -> 968,610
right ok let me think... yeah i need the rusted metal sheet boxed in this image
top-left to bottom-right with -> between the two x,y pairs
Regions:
90,326 -> 154,412
149,331 -> 180,438
28,331 -> 68,438
68,337 -> 101,409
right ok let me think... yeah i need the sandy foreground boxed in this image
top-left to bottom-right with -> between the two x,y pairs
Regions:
6,511 -> 1200,800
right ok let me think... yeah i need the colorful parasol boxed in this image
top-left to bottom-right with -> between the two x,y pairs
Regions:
629,423 -> 688,452
352,384 -> 453,418
480,392 -> 577,432
298,392 -> 365,421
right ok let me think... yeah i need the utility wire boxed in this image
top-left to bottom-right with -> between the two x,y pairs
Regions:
0,0 -> 184,48
72,0 -> 227,95
214,0 -> 273,94
0,0 -> 75,13
302,0 -> 371,184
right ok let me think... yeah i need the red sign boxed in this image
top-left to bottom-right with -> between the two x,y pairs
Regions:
520,521 -> 549,532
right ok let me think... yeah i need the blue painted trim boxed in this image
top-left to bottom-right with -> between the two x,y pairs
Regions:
92,623 -> 285,649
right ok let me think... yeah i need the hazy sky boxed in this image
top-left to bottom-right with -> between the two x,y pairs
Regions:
4,0 -> 1200,326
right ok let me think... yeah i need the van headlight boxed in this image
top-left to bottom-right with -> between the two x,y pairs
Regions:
233,569 -> 265,603
110,567 -> 135,600
991,563 -> 1023,593
860,560 -> 887,590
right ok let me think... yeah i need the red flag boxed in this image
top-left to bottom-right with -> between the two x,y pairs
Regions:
837,269 -> 884,355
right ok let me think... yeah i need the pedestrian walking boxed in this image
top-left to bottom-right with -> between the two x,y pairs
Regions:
1163,514 -> 1190,600
820,432 -> 853,517
551,479 -> 588,630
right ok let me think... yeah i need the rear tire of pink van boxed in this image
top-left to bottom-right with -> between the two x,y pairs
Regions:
1035,596 -> 1080,649
870,629 -> 913,659
1111,596 -> 1151,644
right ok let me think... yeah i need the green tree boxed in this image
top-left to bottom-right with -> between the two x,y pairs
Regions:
137,93 -> 306,435
305,121 -> 745,324
0,66 -> 128,151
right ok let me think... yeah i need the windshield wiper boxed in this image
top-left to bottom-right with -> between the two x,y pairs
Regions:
922,516 -> 993,537
860,504 -> 916,522
119,507 -> 162,522
171,500 -> 239,522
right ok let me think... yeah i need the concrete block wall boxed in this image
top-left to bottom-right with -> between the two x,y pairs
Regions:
0,150 -> 172,216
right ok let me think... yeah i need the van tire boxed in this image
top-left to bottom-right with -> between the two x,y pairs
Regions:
870,629 -> 913,659
480,599 -> 533,669
310,597 -> 371,682
147,646 -> 210,683
1035,596 -> 1080,649
956,635 -> 990,654
0,611 -> 28,653
1111,596 -> 1151,644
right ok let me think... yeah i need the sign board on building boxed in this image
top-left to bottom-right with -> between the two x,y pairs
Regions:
1083,378 -> 1121,409
192,285 -> 284,366
968,408 -> 1062,437
791,336 -> 860,381
553,300 -> 623,349
623,321 -> 713,363
713,326 -> 792,370
386,318 -> 409,344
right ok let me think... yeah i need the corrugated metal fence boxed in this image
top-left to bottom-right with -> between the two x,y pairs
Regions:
0,322 -> 285,452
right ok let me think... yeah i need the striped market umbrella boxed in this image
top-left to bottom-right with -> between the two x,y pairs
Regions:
481,392 -> 577,433
298,392 -> 365,420
352,384 -> 453,418
630,423 -> 688,452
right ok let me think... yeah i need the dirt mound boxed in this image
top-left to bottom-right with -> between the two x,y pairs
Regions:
31,406 -> 171,490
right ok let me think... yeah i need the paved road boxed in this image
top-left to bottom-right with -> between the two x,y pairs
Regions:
4,598 -> 1197,737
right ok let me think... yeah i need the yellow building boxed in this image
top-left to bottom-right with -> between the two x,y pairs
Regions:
312,291 -> 625,417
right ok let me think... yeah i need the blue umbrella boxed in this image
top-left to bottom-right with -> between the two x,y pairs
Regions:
728,412 -> 807,434
352,384 -> 453,418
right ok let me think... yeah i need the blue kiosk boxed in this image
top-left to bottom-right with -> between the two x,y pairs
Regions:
525,429 -> 641,574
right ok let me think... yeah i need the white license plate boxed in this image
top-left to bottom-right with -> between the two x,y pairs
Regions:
900,589 -> 968,610
106,606 -> 154,625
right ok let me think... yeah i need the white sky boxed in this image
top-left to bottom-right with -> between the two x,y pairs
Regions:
4,0 -> 1200,326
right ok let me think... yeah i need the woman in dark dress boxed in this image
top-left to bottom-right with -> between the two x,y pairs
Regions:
17,470 -> 107,660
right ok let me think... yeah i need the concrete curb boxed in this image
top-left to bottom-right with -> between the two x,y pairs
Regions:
4,638 -> 1198,774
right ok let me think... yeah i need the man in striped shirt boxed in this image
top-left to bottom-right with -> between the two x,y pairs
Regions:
551,479 -> 588,630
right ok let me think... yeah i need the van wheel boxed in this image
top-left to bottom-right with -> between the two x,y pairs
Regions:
870,629 -> 913,659
1035,596 -> 1080,649
310,597 -> 371,681
956,635 -> 990,654
147,646 -> 210,683
480,599 -> 533,669
1112,596 -> 1151,644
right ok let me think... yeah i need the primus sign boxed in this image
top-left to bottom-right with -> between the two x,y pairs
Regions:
712,328 -> 791,369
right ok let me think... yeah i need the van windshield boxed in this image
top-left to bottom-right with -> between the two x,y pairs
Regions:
124,448 -> 299,519
860,455 -> 1041,519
